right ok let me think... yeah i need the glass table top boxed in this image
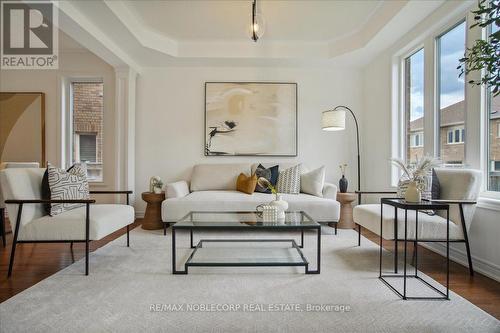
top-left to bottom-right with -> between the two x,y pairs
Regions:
173,211 -> 319,229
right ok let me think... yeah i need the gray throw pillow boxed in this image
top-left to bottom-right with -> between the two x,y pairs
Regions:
47,163 -> 90,216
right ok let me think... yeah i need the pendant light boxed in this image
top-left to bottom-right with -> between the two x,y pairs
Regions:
249,0 -> 265,42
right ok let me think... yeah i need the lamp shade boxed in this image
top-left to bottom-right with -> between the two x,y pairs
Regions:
321,109 -> 346,131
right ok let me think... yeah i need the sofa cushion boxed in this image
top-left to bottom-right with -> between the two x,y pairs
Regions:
19,204 -> 134,241
162,190 -> 339,223
190,164 -> 251,191
353,204 -> 463,240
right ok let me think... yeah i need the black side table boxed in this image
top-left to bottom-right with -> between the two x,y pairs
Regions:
379,198 -> 450,300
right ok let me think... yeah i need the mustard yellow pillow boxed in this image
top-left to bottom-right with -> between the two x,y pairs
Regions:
236,173 -> 257,194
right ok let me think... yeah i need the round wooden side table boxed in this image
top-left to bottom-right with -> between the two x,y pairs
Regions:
336,192 -> 357,229
141,191 -> 165,230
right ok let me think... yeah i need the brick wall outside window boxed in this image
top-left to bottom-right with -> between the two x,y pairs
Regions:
72,82 -> 103,180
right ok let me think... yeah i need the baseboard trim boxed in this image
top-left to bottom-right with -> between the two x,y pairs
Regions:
421,243 -> 500,282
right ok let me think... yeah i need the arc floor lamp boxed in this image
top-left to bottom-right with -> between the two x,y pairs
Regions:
321,106 -> 361,205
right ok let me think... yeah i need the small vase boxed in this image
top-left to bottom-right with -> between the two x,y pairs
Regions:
405,181 -> 421,203
270,194 -> 288,220
339,175 -> 348,193
153,187 -> 162,194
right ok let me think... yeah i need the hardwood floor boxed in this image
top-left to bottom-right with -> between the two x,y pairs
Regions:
1,221 -> 499,320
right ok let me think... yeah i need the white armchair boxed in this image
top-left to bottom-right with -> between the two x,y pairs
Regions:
353,168 -> 481,275
0,162 -> 40,247
0,168 -> 135,277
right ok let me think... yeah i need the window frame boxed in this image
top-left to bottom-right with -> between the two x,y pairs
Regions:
401,47 -> 426,164
435,19 -> 467,163
393,4 -> 500,198
64,77 -> 105,183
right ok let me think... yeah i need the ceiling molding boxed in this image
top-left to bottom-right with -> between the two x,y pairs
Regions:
104,0 -> 179,57
53,0 -> 142,72
103,0 -> 409,60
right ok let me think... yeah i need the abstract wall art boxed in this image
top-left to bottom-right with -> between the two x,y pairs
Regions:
205,82 -> 297,156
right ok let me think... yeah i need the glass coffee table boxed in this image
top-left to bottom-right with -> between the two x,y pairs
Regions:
171,211 -> 321,275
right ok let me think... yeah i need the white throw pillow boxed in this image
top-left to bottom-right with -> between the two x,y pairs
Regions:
47,163 -> 90,216
300,166 -> 326,197
276,164 -> 301,194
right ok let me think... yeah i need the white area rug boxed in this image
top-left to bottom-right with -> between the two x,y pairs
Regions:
0,227 -> 499,333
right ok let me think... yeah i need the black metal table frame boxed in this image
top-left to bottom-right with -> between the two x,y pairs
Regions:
379,198 -> 450,300
171,213 -> 321,275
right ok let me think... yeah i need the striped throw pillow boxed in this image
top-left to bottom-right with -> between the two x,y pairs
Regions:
277,164 -> 301,194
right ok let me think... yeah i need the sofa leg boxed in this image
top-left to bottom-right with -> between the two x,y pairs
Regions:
357,224 -> 361,246
126,225 -> 130,247
335,223 -> 338,235
1,208 -> 6,247
8,204 -> 22,278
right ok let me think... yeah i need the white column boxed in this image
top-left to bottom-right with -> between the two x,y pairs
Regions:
114,66 -> 137,203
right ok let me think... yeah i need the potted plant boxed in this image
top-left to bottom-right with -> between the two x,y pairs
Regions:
149,176 -> 164,194
391,156 -> 440,202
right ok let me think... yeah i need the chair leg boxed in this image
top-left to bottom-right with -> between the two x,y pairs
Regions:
464,237 -> 474,276
0,208 -> 6,247
85,203 -> 90,276
8,204 -> 23,278
70,241 -> 73,250
335,223 -> 338,235
459,204 -> 474,276
126,225 -> 130,247
357,224 -> 361,246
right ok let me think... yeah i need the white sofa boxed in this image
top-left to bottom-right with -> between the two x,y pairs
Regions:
162,163 -> 340,225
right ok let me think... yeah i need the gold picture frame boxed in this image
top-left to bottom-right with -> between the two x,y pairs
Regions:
0,92 -> 46,166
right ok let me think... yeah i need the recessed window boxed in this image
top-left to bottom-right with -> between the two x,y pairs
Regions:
437,21 -> 466,164
446,126 -> 465,144
78,133 -> 97,162
70,81 -> 104,182
404,48 -> 425,163
410,132 -> 424,147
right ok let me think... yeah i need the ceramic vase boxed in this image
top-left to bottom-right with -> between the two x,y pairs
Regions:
405,181 -> 421,202
339,175 -> 348,193
153,187 -> 162,194
270,194 -> 288,220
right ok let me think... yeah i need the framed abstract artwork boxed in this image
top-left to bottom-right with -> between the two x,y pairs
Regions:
205,82 -> 297,156
0,92 -> 45,165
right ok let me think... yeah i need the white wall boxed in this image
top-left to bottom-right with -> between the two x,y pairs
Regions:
0,40 -> 118,196
135,66 -> 363,213
361,1 -> 500,281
